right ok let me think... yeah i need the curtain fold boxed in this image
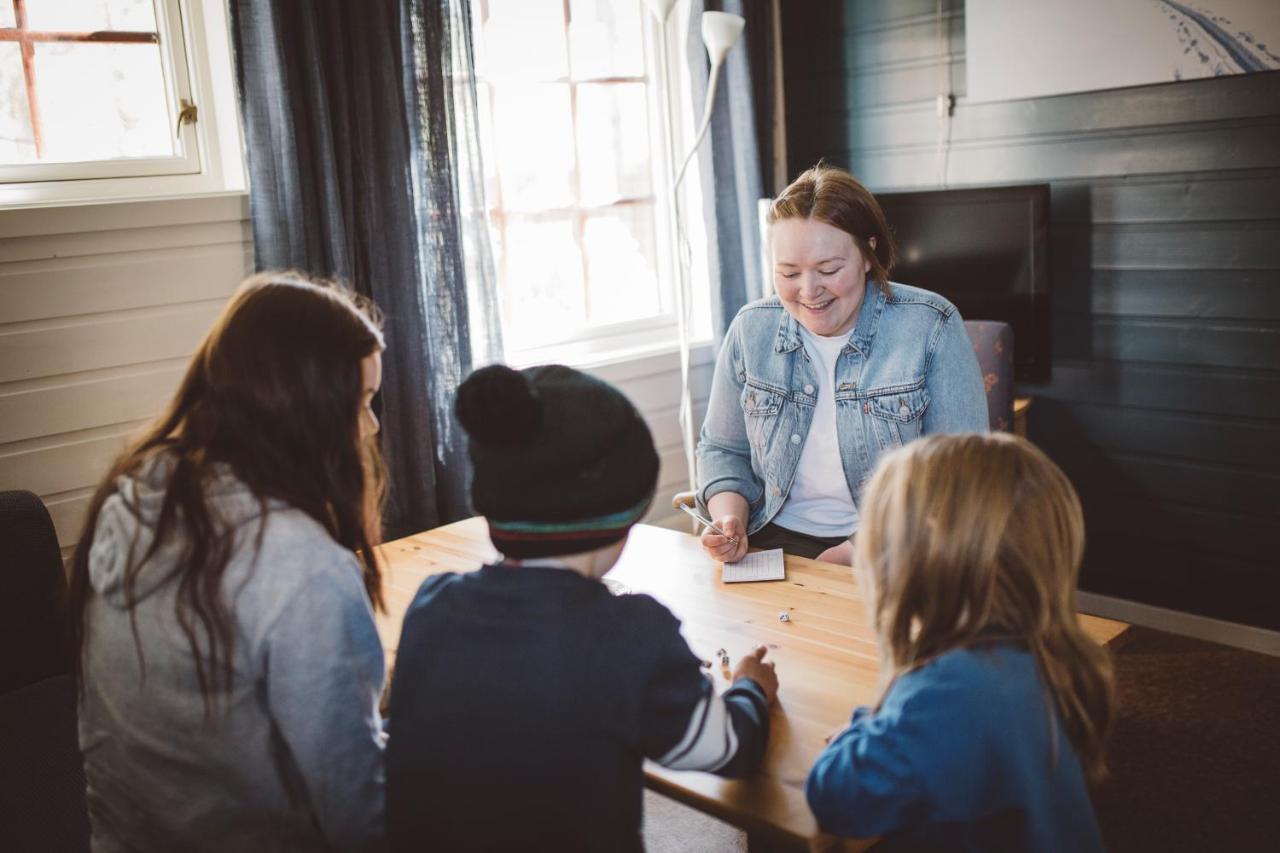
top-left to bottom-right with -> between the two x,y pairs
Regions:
687,0 -> 778,342
230,0 -> 500,538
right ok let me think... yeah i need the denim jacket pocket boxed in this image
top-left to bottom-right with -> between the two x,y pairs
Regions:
865,387 -> 930,450
740,380 -> 783,454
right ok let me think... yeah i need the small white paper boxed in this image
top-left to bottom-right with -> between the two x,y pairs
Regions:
723,548 -> 786,583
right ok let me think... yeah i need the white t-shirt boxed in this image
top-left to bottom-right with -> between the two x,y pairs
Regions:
772,326 -> 859,537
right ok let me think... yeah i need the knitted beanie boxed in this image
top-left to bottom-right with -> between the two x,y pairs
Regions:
455,363 -> 659,558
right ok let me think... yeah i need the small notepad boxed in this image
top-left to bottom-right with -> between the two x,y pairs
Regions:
722,548 -> 786,583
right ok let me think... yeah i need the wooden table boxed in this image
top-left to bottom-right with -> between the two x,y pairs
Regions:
375,519 -> 1128,851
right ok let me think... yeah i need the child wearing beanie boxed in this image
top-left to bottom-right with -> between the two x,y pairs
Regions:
386,364 -> 778,852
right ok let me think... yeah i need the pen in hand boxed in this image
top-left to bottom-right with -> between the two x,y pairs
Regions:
678,503 -> 740,546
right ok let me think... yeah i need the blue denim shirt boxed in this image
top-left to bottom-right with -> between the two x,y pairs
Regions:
696,282 -> 988,534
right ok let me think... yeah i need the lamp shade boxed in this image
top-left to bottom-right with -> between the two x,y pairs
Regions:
701,11 -> 745,65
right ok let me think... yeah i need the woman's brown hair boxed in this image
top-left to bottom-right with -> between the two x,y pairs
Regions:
854,432 -> 1115,780
68,271 -> 387,709
767,162 -> 897,291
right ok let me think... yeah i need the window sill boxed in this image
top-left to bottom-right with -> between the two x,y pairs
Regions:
505,324 -> 715,374
0,192 -> 250,238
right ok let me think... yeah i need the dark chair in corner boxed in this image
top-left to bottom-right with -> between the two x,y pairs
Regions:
0,490 -> 91,852
962,319 -> 1015,433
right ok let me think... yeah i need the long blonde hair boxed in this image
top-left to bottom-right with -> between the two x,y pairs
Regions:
855,432 -> 1114,779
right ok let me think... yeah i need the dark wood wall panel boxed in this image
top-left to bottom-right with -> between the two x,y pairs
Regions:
1045,361 -> 1280,419
1088,270 -> 1280,320
782,1 -> 1280,629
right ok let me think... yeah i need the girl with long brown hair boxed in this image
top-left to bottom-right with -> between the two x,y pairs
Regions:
71,272 -> 389,852
807,433 -> 1114,852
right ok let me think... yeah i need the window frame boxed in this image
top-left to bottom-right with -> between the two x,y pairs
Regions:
0,0 -> 245,208
476,0 -> 712,366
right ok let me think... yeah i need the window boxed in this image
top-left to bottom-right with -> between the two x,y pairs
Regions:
0,0 -> 244,206
472,0 -> 708,359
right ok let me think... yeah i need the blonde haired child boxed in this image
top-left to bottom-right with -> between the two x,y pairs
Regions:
807,433 -> 1114,852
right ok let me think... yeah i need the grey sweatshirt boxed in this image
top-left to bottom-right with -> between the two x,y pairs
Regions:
79,458 -> 386,852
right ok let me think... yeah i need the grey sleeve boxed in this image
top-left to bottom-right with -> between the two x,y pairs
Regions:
263,554 -> 387,852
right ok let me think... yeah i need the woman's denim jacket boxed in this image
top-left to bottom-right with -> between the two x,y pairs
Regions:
696,282 -> 988,534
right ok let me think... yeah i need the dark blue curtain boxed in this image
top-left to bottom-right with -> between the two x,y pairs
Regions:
687,0 -> 779,342
230,0 -> 500,538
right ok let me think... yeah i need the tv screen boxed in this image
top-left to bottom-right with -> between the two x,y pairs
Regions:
876,184 -> 1051,382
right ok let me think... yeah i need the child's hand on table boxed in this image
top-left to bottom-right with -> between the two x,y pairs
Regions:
732,645 -> 779,704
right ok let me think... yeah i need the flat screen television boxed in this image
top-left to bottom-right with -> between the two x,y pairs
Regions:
875,184 -> 1051,382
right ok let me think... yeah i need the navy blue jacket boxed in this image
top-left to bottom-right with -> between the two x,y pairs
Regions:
387,564 -> 769,852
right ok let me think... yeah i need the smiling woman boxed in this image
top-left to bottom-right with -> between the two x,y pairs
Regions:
694,163 -> 989,563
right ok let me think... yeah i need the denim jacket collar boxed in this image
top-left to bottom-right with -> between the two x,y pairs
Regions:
772,278 -> 888,357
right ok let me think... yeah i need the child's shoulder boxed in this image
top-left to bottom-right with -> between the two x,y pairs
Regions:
890,643 -> 1038,713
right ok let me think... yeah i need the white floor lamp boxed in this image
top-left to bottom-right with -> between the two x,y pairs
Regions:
645,1 -> 745,509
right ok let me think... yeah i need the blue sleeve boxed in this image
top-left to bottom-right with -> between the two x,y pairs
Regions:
639,599 -> 769,777
806,705 -> 931,839
806,657 -> 1003,840
696,316 -> 765,511
264,554 -> 387,852
922,309 -> 989,434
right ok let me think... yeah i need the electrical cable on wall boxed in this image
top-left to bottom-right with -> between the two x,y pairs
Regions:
934,0 -> 955,188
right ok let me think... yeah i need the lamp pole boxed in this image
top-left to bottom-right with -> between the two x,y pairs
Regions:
644,2 -> 744,513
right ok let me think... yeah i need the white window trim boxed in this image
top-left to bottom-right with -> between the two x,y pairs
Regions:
496,1 -> 714,369
0,0 -> 246,208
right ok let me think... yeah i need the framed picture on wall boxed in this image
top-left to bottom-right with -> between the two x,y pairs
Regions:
967,0 -> 1280,102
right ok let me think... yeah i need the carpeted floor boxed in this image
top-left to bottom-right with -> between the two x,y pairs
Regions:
1092,628 -> 1280,852
640,627 -> 1280,852
642,789 -> 747,851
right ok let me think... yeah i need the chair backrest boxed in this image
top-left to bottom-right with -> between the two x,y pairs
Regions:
0,673 -> 91,852
963,320 -> 1015,432
0,490 -> 72,694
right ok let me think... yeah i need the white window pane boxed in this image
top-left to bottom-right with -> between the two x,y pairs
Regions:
503,217 -> 585,348
0,44 -> 37,164
576,82 -> 652,207
483,0 -> 567,81
474,82 -> 500,209
33,42 -> 173,163
569,0 -> 644,81
492,83 -> 574,212
0,5 -> 15,28
584,204 -> 661,326
27,0 -> 157,31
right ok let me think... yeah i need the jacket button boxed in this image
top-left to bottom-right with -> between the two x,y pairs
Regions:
790,433 -> 801,444
804,384 -> 815,395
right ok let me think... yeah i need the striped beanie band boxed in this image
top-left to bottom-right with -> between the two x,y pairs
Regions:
485,494 -> 654,559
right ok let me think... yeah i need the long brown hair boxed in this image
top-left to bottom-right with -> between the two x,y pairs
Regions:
767,161 -> 897,290
68,271 -> 387,708
855,433 -> 1115,779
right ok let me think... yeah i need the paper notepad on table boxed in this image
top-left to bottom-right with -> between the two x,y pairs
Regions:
722,548 -> 786,583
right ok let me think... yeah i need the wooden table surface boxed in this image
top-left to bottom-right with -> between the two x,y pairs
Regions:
375,518 -> 1129,850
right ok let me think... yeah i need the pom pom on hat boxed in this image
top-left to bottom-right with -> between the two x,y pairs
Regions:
455,364 -> 543,447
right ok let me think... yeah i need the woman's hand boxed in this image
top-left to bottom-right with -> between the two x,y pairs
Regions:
701,515 -> 748,564
816,539 -> 853,566
701,491 -> 750,563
